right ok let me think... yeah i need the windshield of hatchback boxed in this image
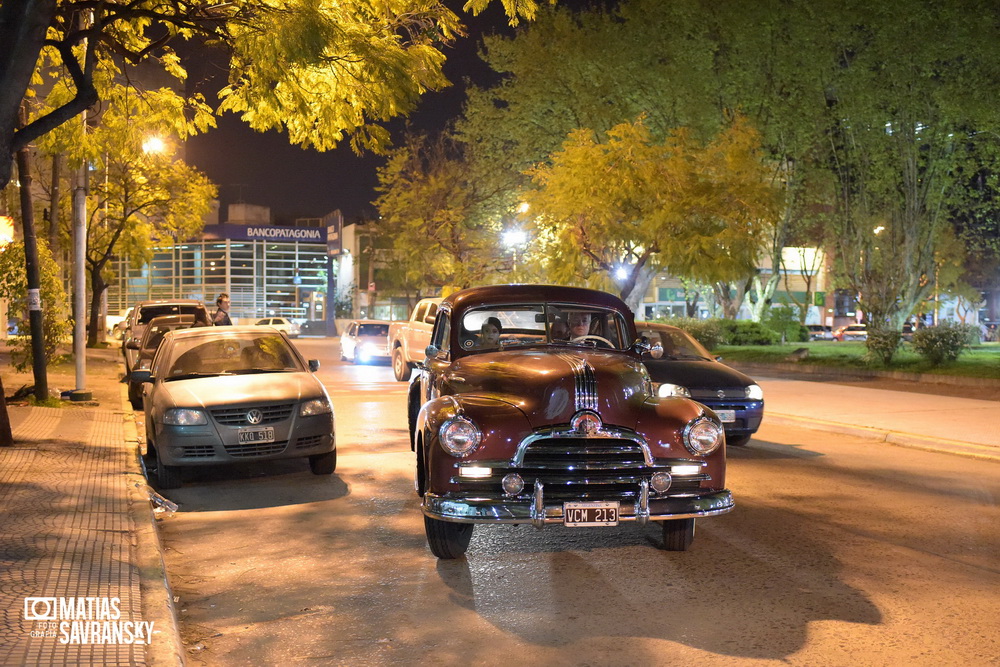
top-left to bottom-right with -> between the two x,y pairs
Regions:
164,332 -> 301,379
636,326 -> 712,360
458,303 -> 629,352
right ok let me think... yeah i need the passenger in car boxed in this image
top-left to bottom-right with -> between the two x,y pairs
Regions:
477,317 -> 502,348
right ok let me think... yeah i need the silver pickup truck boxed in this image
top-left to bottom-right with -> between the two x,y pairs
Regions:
388,297 -> 441,381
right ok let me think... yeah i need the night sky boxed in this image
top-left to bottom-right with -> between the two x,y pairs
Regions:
183,5 -> 512,224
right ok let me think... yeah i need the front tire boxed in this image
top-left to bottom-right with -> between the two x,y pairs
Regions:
424,515 -> 474,559
660,518 -> 695,551
309,450 -> 337,475
127,384 -> 142,411
727,434 -> 752,447
392,348 -> 412,382
154,449 -> 182,490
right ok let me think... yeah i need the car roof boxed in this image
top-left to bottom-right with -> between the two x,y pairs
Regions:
167,325 -> 284,340
349,319 -> 392,325
146,314 -> 197,326
635,321 -> 683,333
135,299 -> 207,308
445,284 -> 632,314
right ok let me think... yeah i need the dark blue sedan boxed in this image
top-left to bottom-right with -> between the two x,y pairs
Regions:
636,322 -> 764,447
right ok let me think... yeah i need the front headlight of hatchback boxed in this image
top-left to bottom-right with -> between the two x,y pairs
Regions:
745,384 -> 764,400
300,397 -> 332,417
683,416 -> 723,455
656,382 -> 691,398
163,409 -> 207,426
439,417 -> 482,457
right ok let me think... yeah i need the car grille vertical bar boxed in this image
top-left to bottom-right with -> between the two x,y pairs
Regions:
557,353 -> 598,412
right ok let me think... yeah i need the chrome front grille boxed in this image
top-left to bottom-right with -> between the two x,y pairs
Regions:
211,404 -> 295,425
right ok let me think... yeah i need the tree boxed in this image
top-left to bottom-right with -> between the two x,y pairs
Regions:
1,0 -> 544,193
35,79 -> 216,346
821,2 -> 1000,344
0,239 -> 71,372
525,117 -> 778,311
375,133 -> 508,291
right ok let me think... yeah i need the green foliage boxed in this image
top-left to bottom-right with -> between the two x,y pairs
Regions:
910,323 -> 975,366
718,320 -> 780,346
525,116 -> 779,308
763,305 -> 808,343
865,328 -> 902,366
0,241 -> 72,371
664,317 -> 723,351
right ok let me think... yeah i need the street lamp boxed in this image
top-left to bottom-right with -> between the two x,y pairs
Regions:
502,229 -> 528,278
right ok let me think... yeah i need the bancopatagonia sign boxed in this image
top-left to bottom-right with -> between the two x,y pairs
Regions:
246,226 -> 322,241
200,224 -> 325,243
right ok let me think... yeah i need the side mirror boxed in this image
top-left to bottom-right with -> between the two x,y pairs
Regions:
715,356 -> 723,362
130,369 -> 152,384
633,338 -> 663,359
308,359 -> 320,372
425,344 -> 440,358
125,339 -> 141,350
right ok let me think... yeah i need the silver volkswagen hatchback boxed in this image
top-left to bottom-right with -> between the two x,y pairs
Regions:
133,326 -> 335,489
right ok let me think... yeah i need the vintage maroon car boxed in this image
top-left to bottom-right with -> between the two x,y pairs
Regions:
408,285 -> 734,559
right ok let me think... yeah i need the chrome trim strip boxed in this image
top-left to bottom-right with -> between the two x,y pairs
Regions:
556,353 -> 598,412
513,425 -> 653,466
422,490 -> 734,525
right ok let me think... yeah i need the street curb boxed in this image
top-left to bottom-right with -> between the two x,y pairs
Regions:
119,385 -> 187,666
765,412 -> 1000,462
731,361 -> 1000,389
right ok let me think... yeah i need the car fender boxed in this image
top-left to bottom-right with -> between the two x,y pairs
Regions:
417,394 -> 532,495
634,396 -> 727,489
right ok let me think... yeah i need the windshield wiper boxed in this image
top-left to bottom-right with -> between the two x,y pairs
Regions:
165,371 -> 232,381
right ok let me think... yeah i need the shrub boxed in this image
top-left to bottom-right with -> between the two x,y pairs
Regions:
865,328 -> 902,366
764,305 -> 809,343
719,319 -> 780,346
664,317 -> 724,350
910,322 -> 974,365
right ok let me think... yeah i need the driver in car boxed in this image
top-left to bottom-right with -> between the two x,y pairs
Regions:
567,310 -> 593,338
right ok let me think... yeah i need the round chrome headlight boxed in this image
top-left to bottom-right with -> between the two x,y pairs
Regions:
656,383 -> 691,398
683,417 -> 723,455
745,384 -> 764,400
439,417 -> 482,457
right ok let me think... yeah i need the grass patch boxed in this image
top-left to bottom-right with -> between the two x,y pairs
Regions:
716,341 -> 1000,380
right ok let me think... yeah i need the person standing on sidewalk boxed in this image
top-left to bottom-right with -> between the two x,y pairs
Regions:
213,293 -> 232,326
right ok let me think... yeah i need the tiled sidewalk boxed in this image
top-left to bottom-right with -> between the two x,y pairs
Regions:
0,405 -> 181,666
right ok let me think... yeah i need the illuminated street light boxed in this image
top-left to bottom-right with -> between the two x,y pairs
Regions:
502,229 -> 528,248
615,266 -> 629,281
142,136 -> 167,155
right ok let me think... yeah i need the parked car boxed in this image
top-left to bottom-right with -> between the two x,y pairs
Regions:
131,326 -> 335,489
408,284 -> 733,559
806,324 -> 833,341
122,300 -> 212,375
254,317 -> 300,338
832,323 -> 868,341
125,314 -> 201,409
340,320 -> 391,364
635,322 -> 763,447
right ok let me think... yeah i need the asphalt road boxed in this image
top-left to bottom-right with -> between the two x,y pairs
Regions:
150,339 -> 1000,666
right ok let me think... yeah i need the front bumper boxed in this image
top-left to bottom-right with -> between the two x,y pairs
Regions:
423,483 -> 733,528
155,415 -> 334,466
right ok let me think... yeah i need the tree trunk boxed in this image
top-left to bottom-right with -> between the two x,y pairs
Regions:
0,375 -> 12,446
87,265 -> 107,347
14,123 -> 48,401
620,265 -> 656,315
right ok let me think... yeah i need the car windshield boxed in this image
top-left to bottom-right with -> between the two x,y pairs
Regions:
636,326 -> 712,361
358,324 -> 389,337
458,303 -> 629,352
165,332 -> 301,379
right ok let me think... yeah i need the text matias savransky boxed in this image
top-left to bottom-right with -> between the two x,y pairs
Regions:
24,596 -> 155,645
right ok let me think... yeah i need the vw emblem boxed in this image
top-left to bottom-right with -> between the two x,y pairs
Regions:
716,390 -> 726,399
245,409 -> 264,424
